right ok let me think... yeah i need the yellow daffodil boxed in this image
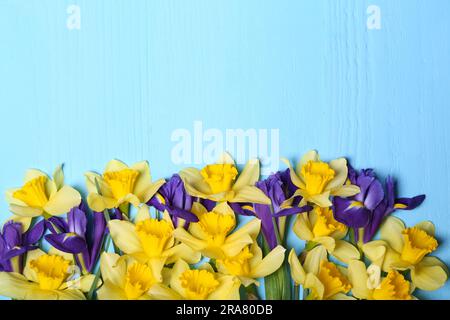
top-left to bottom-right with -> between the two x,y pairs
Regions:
348,260 -> 414,300
107,205 -> 201,279
282,150 -> 360,207
179,152 -> 270,204
216,243 -> 286,287
85,160 -> 165,213
0,248 -> 95,300
288,246 -> 353,300
6,165 -> 81,219
293,206 -> 360,264
173,202 -> 261,260
97,253 -> 162,300
149,259 -> 241,300
362,216 -> 448,291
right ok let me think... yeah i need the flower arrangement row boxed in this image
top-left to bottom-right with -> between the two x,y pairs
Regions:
0,151 -> 447,300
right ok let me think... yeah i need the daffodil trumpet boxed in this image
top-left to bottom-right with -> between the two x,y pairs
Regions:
179,152 -> 270,205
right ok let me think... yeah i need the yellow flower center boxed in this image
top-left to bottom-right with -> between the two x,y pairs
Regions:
136,219 -> 173,258
198,212 -> 235,247
301,161 -> 335,196
123,262 -> 156,300
179,269 -> 220,300
103,169 -> 139,200
13,176 -> 49,208
200,164 -> 238,194
29,254 -> 71,290
401,227 -> 438,265
316,261 -> 351,299
312,206 -> 347,237
372,270 -> 412,300
219,246 -> 253,276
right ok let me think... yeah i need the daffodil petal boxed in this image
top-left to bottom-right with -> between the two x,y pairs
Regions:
9,204 -> 43,218
100,252 -> 127,288
108,220 -> 142,254
348,260 -> 370,300
173,227 -> 207,252
179,168 -> 212,197
380,217 -> 405,253
331,240 -> 361,264
97,280 -> 128,300
327,158 -> 348,190
288,249 -> 306,285
231,185 -> 271,204
232,159 -> 260,191
411,257 -> 448,291
293,214 -> 314,241
252,245 -> 286,278
44,186 -> 81,216
304,245 -> 327,275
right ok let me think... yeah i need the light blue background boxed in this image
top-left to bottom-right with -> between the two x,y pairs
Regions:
1,0 -> 449,299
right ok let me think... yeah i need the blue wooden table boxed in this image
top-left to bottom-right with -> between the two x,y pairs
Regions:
0,0 -> 449,299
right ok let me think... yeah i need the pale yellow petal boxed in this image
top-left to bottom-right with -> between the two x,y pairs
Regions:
309,192 -> 332,208
281,158 -> 304,188
415,221 -> 435,237
304,245 -> 327,275
105,159 -> 129,172
44,186 -> 82,216
108,220 -> 142,254
149,284 -> 183,300
411,257 -> 448,291
299,150 -> 320,168
24,169 -> 47,183
380,216 -> 405,253
288,249 -> 306,285
165,243 -> 202,265
0,272 -> 36,300
331,240 -> 361,264
173,227 -> 207,252
361,240 -> 387,267
327,158 -> 348,190
86,193 -> 116,212
227,218 -> 261,242
231,185 -> 270,205
208,275 -> 241,300
169,259 -> 190,297
53,164 -> 65,190
179,168 -> 212,197
330,185 -> 361,197
23,249 -> 46,282
304,273 -> 324,300
315,237 -> 336,252
100,252 -> 127,287
216,152 -> 236,165
135,204 -> 151,223
293,213 -> 314,241
97,280 -> 128,300
348,260 -> 370,300
251,245 -> 286,278
232,159 -> 260,191
9,204 -> 43,218
85,172 -> 113,197
139,179 -> 166,204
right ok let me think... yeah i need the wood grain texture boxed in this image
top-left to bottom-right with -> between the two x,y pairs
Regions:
0,0 -> 449,299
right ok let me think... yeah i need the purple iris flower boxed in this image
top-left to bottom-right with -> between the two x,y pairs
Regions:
147,174 -> 198,227
250,170 -> 312,250
45,203 -> 106,273
0,220 -> 45,272
333,166 -> 425,243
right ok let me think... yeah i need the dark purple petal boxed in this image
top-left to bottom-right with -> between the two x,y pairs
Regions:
395,195 -> 426,211
46,216 -> 69,233
2,246 -> 28,260
347,164 -> 358,185
2,222 -> 22,248
201,199 -> 216,212
229,202 -> 255,216
68,207 -> 87,237
87,212 -> 106,272
168,206 -> 199,223
364,179 -> 384,210
254,203 -> 277,250
333,197 -> 371,228
112,208 -> 123,220
147,195 -> 166,212
273,205 -> 312,217
45,233 -> 87,254
23,220 -> 45,245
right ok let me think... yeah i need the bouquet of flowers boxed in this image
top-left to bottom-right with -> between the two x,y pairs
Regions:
0,151 -> 447,300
